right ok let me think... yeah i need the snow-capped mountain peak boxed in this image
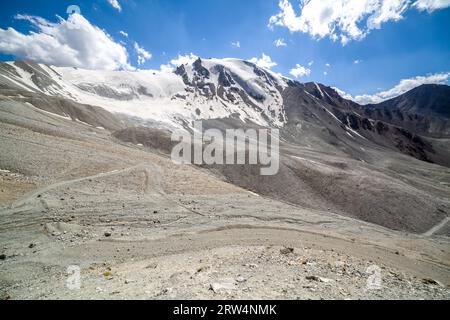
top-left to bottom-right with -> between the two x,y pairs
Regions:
0,58 -> 290,129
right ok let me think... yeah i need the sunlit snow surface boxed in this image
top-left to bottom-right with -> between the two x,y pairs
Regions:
2,59 -> 290,129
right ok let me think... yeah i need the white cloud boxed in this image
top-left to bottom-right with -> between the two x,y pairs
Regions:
231,41 -> 241,48
323,71 -> 328,76
0,14 -> 132,70
108,0 -> 122,12
274,38 -> 287,47
159,53 -> 199,72
413,0 -> 450,12
268,0 -> 450,45
332,87 -> 355,100
354,59 -> 362,64
170,53 -> 199,67
160,64 -> 175,73
337,72 -> 450,104
134,42 -> 152,66
308,60 -> 314,66
119,30 -> 128,37
248,53 -> 277,69
325,63 -> 331,67
289,64 -> 311,78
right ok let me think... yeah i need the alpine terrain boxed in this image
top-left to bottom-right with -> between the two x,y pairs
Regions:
0,59 -> 449,300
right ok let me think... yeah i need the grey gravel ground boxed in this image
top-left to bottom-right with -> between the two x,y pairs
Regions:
0,96 -> 449,300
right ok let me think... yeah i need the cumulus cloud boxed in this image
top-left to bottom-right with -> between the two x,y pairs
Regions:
274,38 -> 287,47
414,0 -> 450,11
119,30 -> 128,37
337,72 -> 450,104
170,53 -> 199,66
0,14 -> 132,70
134,42 -> 152,65
289,64 -> 311,78
160,53 -> 199,72
248,53 -> 277,69
160,64 -> 175,73
108,0 -> 122,12
268,0 -> 450,45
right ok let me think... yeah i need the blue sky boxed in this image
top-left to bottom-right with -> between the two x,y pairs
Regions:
0,0 -> 449,102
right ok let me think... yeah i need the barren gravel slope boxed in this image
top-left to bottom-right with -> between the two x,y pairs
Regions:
0,97 -> 449,300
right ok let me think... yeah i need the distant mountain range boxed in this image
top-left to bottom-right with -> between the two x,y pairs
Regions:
0,59 -> 449,167
369,84 -> 450,118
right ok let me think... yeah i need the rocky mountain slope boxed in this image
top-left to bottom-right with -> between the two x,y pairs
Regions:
0,59 -> 288,130
0,94 -> 449,299
1,60 -> 448,166
0,59 -> 449,233
370,84 -> 450,118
